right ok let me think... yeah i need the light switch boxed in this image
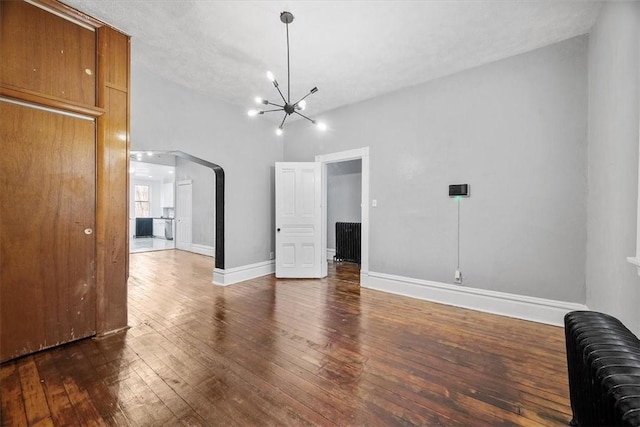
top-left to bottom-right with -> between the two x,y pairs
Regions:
372,199 -> 377,207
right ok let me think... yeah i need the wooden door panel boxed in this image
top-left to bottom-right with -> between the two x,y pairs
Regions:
0,1 -> 96,105
96,85 -> 129,332
0,100 -> 96,362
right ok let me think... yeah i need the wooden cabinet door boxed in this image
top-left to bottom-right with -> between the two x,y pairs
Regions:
0,100 -> 97,362
0,0 -> 96,105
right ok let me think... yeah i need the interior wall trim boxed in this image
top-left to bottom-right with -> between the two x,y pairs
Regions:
0,93 -> 101,120
190,243 -> 215,258
316,147 -> 370,278
25,0 -> 96,31
213,260 -> 275,286
326,248 -> 336,260
362,271 -> 588,326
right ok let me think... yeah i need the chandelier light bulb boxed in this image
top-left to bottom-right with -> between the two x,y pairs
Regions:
250,12 -> 320,134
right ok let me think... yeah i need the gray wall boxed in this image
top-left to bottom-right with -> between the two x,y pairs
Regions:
327,160 -> 362,250
131,60 -> 283,269
285,36 -> 589,303
586,2 -> 640,335
176,157 -> 216,248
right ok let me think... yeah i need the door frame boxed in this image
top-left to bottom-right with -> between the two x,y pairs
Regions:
315,147 -> 370,280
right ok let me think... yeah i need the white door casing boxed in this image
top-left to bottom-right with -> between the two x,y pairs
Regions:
316,147 -> 370,280
275,162 -> 323,278
176,180 -> 192,251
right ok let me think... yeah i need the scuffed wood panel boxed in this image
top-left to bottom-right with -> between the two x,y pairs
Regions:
96,25 -> 130,334
99,25 -> 129,90
0,1 -> 95,105
0,101 -> 96,362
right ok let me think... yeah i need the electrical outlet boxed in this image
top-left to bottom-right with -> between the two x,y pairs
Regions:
270,251 -> 274,260
454,270 -> 462,284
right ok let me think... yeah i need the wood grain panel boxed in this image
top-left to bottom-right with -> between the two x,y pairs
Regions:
95,26 -> 130,335
99,26 -> 129,90
0,252 -> 574,426
0,1 -> 96,106
0,101 -> 96,362
0,84 -> 104,118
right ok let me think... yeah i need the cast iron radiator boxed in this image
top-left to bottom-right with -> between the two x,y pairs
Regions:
334,222 -> 361,263
135,218 -> 153,238
564,311 -> 640,426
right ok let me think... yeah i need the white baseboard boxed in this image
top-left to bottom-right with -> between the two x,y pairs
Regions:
190,243 -> 215,257
327,248 -> 336,260
361,271 -> 587,327
213,260 -> 275,286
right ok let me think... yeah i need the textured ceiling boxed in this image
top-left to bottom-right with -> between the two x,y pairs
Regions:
130,160 -> 175,183
61,0 -> 601,118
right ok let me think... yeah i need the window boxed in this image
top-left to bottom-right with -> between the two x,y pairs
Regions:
134,185 -> 150,217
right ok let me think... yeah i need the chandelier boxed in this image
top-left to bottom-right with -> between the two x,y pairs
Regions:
248,11 -> 326,136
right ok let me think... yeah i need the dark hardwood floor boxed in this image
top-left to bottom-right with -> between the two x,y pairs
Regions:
1,250 -> 572,426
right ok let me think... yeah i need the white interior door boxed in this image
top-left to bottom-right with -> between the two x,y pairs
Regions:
176,180 -> 192,251
275,162 -> 324,278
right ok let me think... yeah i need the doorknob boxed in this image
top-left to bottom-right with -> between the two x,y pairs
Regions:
277,228 -> 281,232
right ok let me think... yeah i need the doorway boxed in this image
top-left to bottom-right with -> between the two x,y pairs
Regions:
316,147 -> 370,281
127,150 -> 225,270
326,159 -> 362,262
129,153 -> 176,253
174,157 -> 217,257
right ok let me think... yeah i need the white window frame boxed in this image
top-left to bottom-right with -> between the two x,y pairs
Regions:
134,184 -> 151,218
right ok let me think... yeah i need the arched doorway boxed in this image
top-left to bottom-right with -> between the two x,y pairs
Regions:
169,151 -> 225,269
130,150 -> 225,269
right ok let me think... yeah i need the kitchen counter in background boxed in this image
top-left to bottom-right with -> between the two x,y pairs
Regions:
133,217 -> 174,240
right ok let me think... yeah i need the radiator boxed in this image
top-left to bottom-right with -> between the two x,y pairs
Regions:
334,222 -> 361,263
135,218 -> 153,238
564,311 -> 640,426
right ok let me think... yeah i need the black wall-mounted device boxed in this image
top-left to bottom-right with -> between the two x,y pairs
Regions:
449,184 -> 470,197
